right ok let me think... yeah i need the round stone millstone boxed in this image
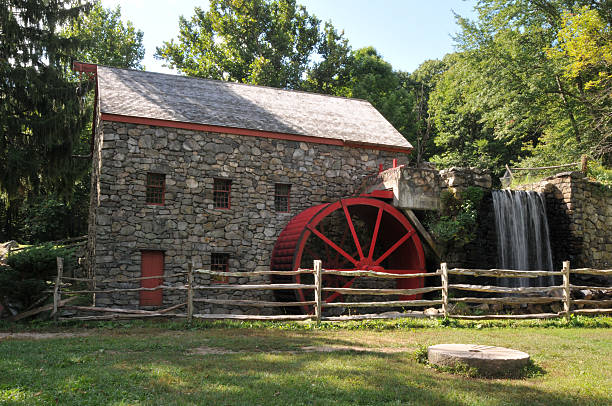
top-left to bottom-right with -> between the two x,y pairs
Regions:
427,344 -> 530,377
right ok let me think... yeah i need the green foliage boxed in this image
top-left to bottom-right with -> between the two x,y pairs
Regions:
156,0 -> 321,88
345,47 -> 417,144
18,197 -> 70,243
587,161 -> 612,186
413,344 -> 429,364
0,244 -> 75,310
1,1 -> 144,242
62,0 -> 145,69
427,0 -> 612,173
302,21 -> 353,96
429,186 -> 485,247
1,0 -> 94,243
548,6 -> 612,162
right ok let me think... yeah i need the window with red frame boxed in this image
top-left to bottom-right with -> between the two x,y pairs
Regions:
146,173 -> 165,205
213,178 -> 231,209
211,253 -> 229,283
274,183 -> 291,212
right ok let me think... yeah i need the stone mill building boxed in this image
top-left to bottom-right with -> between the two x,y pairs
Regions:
77,63 -> 421,311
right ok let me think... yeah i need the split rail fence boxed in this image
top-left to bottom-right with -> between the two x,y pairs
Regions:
44,259 -> 612,323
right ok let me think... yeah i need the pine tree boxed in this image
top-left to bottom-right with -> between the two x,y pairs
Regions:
0,0 -> 91,234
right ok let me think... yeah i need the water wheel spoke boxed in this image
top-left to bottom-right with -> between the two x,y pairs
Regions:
368,207 -> 383,260
319,222 -> 332,263
341,201 -> 364,260
307,225 -> 358,266
323,277 -> 356,303
374,229 -> 415,266
331,225 -> 351,269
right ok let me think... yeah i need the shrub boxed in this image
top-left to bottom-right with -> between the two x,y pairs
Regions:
0,244 -> 76,312
428,186 -> 485,247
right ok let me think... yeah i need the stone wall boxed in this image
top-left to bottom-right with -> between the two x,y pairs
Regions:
439,167 -> 492,195
360,165 -> 441,210
518,172 -> 612,269
90,120 -> 409,313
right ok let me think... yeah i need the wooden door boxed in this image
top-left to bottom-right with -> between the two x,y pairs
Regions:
140,251 -> 164,306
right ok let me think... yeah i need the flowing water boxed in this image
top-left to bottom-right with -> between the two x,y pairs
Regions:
492,190 -> 555,287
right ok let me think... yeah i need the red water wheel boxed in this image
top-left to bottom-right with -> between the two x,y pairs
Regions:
270,197 -> 426,313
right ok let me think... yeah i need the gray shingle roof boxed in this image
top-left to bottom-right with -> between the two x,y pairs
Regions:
97,66 -> 412,150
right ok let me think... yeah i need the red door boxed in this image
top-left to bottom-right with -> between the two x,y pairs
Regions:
140,251 -> 164,306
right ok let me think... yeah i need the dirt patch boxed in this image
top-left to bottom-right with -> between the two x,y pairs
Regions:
188,346 -> 237,355
0,332 -> 92,340
300,345 -> 408,353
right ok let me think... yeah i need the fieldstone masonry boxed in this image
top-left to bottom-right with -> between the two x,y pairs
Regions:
439,167 -> 493,195
89,120 -> 409,313
517,171 -> 612,270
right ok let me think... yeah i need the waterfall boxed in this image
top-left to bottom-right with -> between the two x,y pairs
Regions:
492,190 -> 554,287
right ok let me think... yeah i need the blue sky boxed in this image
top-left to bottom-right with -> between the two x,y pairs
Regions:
101,0 -> 477,74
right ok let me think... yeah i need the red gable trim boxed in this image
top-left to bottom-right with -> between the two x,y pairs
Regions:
73,61 -> 98,74
100,113 -> 413,154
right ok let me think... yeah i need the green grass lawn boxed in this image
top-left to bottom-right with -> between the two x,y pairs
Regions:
0,318 -> 610,405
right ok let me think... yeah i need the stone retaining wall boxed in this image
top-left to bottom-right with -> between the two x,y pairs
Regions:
518,172 -> 612,269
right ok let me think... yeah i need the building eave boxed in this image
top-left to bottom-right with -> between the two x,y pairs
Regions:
100,113 -> 414,155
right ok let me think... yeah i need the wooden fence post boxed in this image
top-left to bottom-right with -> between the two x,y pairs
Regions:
187,262 -> 194,323
581,155 -> 588,173
441,263 -> 449,318
52,257 -> 64,322
562,261 -> 571,320
314,260 -> 322,324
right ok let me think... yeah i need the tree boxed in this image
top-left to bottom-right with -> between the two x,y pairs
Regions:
405,58 -> 449,164
156,0 -> 320,88
549,6 -> 612,162
0,0 -> 92,237
428,53 -> 511,171
62,0 -> 145,69
345,47 -> 416,148
428,0 -> 612,174
302,21 -> 353,96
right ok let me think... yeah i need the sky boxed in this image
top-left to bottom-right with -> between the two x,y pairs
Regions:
100,0 -> 477,74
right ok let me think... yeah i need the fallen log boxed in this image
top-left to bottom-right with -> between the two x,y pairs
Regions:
11,297 -> 78,321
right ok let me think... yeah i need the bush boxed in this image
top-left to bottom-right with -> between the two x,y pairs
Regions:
0,244 -> 76,312
428,186 -> 485,247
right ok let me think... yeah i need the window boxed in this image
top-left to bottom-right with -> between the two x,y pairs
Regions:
213,178 -> 231,209
146,173 -> 165,205
211,253 -> 229,283
274,183 -> 291,212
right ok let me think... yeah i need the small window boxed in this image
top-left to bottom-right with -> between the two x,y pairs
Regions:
146,173 -> 165,205
211,253 -> 229,283
213,178 -> 231,209
274,183 -> 291,212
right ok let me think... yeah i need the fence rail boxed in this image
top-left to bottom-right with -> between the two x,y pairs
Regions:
26,258 -> 611,323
